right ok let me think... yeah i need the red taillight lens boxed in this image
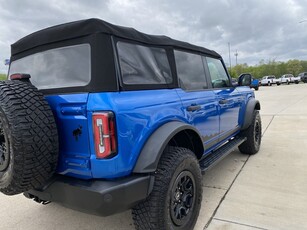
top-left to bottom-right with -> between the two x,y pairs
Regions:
93,112 -> 117,159
10,73 -> 31,80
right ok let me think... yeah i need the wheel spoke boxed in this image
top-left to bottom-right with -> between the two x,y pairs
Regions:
170,170 -> 196,226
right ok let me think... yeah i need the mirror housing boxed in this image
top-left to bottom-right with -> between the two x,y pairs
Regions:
238,74 -> 252,86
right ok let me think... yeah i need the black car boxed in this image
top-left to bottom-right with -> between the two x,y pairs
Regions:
298,72 -> 307,83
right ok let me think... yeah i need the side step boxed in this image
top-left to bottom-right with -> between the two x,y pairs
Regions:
199,136 -> 246,173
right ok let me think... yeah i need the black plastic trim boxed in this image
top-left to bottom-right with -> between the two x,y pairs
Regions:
24,174 -> 153,216
133,121 -> 204,173
242,98 -> 261,130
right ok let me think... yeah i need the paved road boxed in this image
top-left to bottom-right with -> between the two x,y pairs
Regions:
1,83 -> 307,230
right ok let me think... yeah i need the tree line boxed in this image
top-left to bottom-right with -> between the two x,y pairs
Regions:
228,59 -> 307,79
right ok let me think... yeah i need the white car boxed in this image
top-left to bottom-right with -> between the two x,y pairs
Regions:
261,75 -> 280,86
280,74 -> 300,84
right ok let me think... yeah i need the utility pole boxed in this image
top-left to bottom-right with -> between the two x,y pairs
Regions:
234,50 -> 238,66
228,42 -> 231,71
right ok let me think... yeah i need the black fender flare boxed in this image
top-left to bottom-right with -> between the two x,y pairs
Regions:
241,98 -> 261,130
133,121 -> 203,173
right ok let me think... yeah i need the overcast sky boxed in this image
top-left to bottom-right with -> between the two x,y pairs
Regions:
1,0 -> 307,73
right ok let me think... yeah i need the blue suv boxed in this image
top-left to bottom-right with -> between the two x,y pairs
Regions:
0,19 -> 261,230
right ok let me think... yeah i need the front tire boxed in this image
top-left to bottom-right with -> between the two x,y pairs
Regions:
239,110 -> 262,155
132,147 -> 202,230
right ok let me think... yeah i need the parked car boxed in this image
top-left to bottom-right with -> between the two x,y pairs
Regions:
238,73 -> 259,90
298,72 -> 307,83
0,18 -> 262,230
280,74 -> 300,84
261,75 -> 280,86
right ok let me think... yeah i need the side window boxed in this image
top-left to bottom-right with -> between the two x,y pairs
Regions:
205,57 -> 231,88
174,50 -> 208,90
117,42 -> 172,85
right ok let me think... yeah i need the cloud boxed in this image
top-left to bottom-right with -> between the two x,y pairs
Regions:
0,0 -> 307,73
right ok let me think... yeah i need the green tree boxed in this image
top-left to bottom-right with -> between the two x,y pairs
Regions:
287,59 -> 303,76
300,60 -> 307,72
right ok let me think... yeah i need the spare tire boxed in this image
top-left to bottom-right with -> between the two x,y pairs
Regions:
0,80 -> 59,195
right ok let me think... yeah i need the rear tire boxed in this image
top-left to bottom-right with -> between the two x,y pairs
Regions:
132,147 -> 202,230
239,110 -> 262,155
0,80 -> 59,195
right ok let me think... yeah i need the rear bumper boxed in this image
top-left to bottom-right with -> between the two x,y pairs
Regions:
24,174 -> 153,216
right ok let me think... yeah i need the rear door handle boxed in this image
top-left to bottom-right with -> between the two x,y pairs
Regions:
187,105 -> 201,111
219,99 -> 228,104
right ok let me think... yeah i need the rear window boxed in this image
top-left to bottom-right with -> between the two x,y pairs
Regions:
9,44 -> 91,90
117,42 -> 172,85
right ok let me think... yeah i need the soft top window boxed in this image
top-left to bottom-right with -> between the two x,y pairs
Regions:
174,50 -> 208,91
9,44 -> 91,90
117,42 -> 172,85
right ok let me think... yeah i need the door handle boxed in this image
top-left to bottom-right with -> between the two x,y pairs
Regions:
187,105 -> 201,111
219,99 -> 228,104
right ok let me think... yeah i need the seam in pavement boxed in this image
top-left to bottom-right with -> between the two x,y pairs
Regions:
212,218 -> 269,230
203,185 -> 227,190
204,114 -> 275,229
203,154 -> 251,229
262,115 -> 275,137
275,96 -> 305,115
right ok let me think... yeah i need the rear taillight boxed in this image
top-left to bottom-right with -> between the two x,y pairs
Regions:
93,112 -> 117,159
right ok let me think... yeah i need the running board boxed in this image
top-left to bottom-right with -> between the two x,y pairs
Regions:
199,137 -> 246,173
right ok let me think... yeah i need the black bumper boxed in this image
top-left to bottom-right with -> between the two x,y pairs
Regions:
24,174 -> 153,216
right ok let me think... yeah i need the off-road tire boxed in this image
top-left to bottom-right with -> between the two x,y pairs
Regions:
0,80 -> 59,195
239,110 -> 261,155
132,147 -> 202,230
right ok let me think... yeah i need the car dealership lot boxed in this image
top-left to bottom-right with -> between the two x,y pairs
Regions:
1,84 -> 307,230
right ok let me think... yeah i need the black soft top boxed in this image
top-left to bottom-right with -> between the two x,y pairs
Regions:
12,18 -> 220,58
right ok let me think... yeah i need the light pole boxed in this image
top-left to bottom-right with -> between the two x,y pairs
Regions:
228,42 -> 231,71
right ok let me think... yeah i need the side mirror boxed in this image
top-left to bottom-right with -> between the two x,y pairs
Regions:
238,74 -> 252,86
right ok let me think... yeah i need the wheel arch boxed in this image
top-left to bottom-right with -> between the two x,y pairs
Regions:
241,98 -> 261,130
133,121 -> 204,173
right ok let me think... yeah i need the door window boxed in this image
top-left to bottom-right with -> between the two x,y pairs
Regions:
205,57 -> 230,88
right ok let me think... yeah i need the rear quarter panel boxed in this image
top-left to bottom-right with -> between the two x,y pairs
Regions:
87,89 -> 186,178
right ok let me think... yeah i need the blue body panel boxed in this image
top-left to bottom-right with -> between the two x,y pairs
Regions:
251,79 -> 259,88
45,87 -> 254,180
45,94 -> 92,179
87,89 -> 186,178
175,89 -> 220,149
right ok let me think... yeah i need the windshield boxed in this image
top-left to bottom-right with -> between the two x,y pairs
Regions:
9,44 -> 91,90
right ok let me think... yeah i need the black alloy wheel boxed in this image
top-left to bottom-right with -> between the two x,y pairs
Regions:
0,118 -> 9,172
170,171 -> 196,227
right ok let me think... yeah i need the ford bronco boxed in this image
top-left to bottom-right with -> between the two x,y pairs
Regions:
0,19 -> 261,230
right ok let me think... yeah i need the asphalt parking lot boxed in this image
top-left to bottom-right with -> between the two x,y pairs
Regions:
1,83 -> 307,230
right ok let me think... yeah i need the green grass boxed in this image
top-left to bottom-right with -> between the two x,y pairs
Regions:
0,74 -> 7,80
